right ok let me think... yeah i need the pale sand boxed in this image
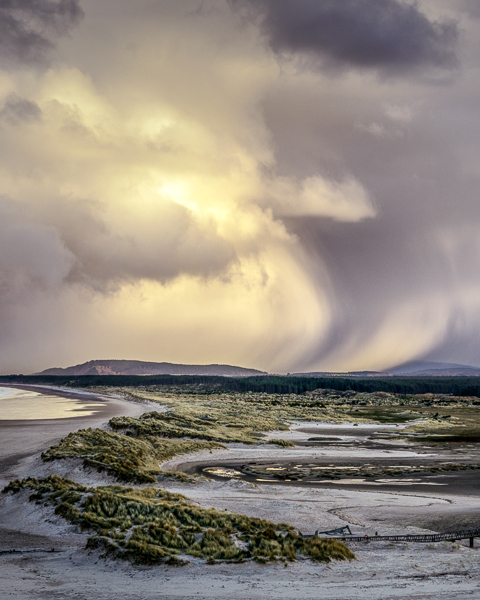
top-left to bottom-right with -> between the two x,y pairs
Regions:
1,388 -> 479,599
1,484 -> 479,600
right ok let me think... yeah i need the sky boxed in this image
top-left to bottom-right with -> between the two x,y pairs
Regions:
1,0 -> 480,374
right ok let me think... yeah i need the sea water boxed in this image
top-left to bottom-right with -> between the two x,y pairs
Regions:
0,386 -> 104,420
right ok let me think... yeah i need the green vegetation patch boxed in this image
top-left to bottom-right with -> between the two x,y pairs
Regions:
341,399 -> 480,444
2,476 -> 354,566
42,428 -> 224,483
40,387 -> 480,488
119,387 -> 480,437
96,387 -> 480,453
268,439 -> 296,447
120,388 -> 370,432
109,411 -> 266,445
404,406 -> 480,442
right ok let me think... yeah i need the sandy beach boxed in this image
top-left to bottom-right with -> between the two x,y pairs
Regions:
0,385 -> 154,490
1,387 -> 480,599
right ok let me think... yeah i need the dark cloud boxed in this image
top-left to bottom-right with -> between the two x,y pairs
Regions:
0,0 -> 83,67
230,0 -> 458,75
53,199 -> 237,291
262,53 -> 480,369
1,0 -> 478,374
0,93 -> 41,124
0,197 -> 73,299
0,193 -> 236,300
462,0 -> 480,19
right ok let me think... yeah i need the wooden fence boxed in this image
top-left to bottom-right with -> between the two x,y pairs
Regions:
323,527 -> 480,548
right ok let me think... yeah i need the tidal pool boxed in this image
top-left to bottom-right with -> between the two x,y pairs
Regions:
203,467 -> 243,478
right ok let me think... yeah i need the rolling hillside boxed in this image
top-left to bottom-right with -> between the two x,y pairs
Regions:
35,359 -> 267,377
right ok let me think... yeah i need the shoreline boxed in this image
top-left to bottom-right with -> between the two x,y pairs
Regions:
0,385 -> 154,489
0,382 -> 127,404
1,388 -> 480,598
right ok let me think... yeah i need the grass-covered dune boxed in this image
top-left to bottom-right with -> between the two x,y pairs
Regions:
110,410 -> 295,446
110,411 -> 268,444
41,405 -> 295,484
42,428 -> 225,483
40,387 -> 480,487
2,476 -> 354,565
120,388 -> 368,429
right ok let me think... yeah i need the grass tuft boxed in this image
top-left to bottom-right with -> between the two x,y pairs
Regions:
268,439 -> 296,447
42,428 -> 224,483
3,476 -> 354,566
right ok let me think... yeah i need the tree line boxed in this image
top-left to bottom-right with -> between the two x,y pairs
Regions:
2,374 -> 480,397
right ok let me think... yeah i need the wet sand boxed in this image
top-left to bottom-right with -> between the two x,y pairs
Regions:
192,462 -> 480,496
0,385 -> 150,489
1,391 -> 480,598
169,421 -> 480,498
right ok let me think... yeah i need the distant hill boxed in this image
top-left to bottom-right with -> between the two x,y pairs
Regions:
293,361 -> 480,378
34,359 -> 267,377
291,371 -> 383,378
384,360 -> 480,377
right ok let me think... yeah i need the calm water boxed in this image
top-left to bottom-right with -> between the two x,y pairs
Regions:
0,387 -> 104,420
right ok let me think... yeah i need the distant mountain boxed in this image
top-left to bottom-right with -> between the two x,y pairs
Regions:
292,361 -> 480,378
34,359 -> 267,377
33,359 -> 480,379
291,371 -> 383,377
384,360 -> 480,377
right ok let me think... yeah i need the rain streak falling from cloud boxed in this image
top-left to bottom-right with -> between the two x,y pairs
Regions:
0,0 -> 479,375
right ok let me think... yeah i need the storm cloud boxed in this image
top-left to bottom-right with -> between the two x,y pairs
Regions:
0,93 -> 41,124
462,0 -> 480,19
0,0 -> 83,67
0,0 -> 480,375
231,0 -> 459,74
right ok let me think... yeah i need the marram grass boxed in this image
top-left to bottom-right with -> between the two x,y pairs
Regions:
109,410 -> 295,446
268,439 -> 296,447
2,476 -> 354,566
42,428 -> 225,483
39,388 -> 385,485
118,388 -> 371,432
41,407 -> 299,485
